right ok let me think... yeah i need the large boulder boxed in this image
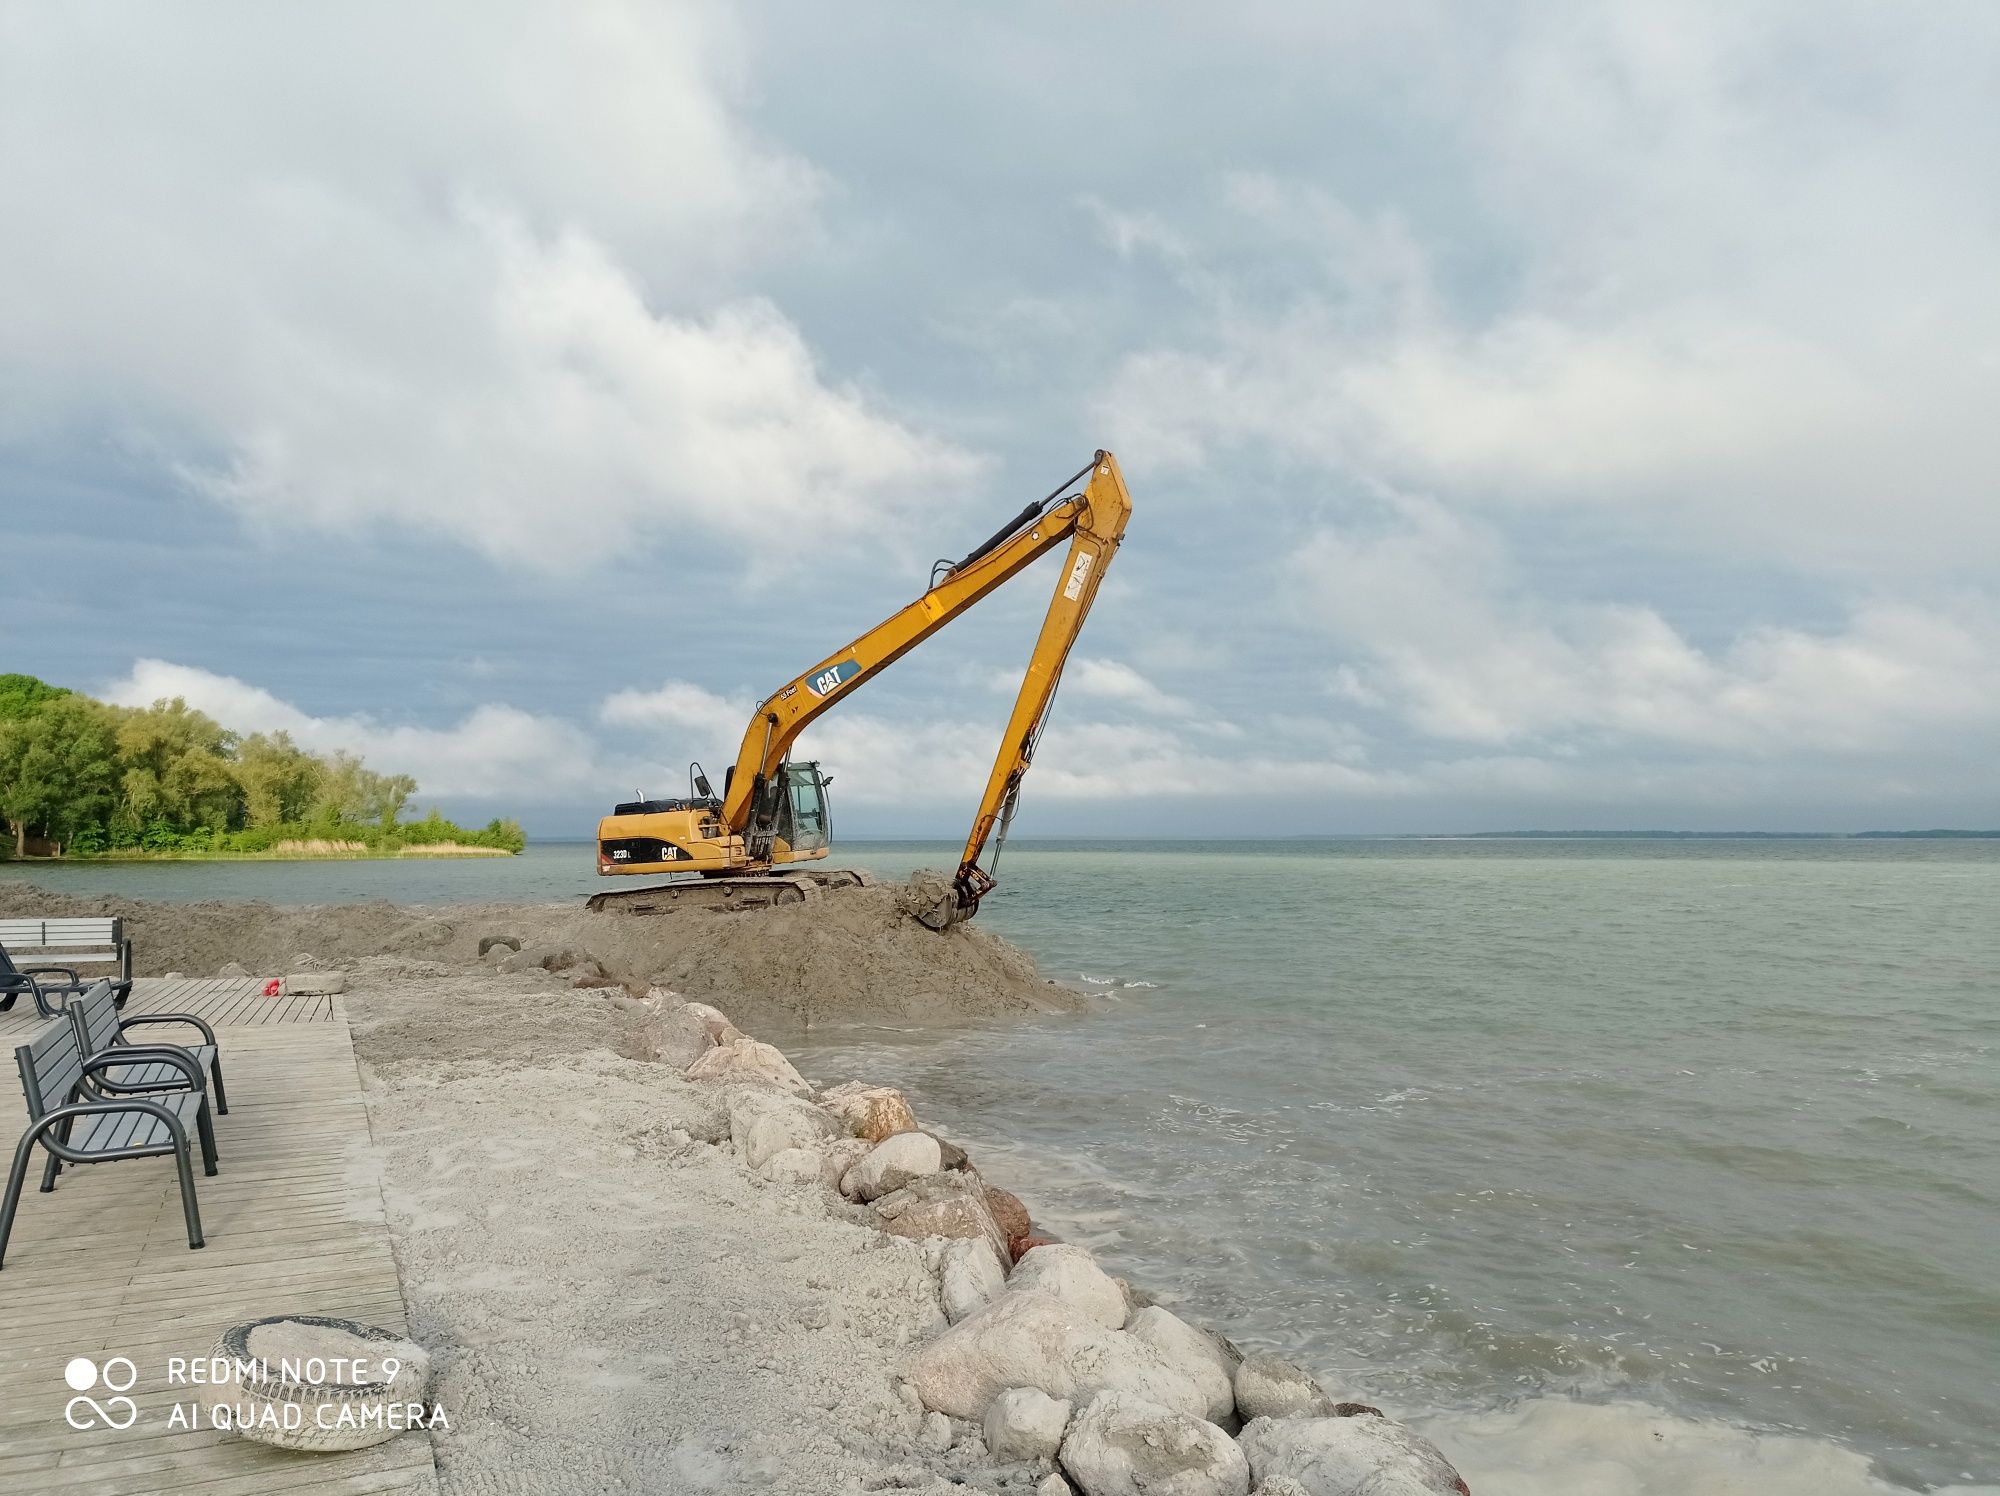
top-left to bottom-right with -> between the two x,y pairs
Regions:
1238,1413 -> 1469,1496
823,1137 -> 877,1194
742,1104 -> 839,1170
1009,1244 -> 1129,1330
844,1132 -> 943,1201
1059,1391 -> 1249,1496
984,1385 -> 1072,1463
1232,1353 -> 1336,1423
873,1172 -> 1012,1263
685,1038 -> 812,1096
929,1133 -> 972,1171
1124,1309 -> 1234,1424
682,1000 -> 744,1044
726,1089 -> 832,1155
985,1185 -> 1032,1242
819,1081 -> 920,1142
905,1291 -> 1216,1422
628,1005 -> 716,1070
941,1238 -> 1009,1324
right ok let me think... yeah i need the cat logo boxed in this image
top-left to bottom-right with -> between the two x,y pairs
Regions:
806,658 -> 862,698
1062,553 -> 1094,601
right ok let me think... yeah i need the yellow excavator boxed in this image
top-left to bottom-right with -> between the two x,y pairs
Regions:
589,450 -> 1133,929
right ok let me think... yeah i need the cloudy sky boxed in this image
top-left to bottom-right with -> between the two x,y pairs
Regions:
6,2 -> 1998,836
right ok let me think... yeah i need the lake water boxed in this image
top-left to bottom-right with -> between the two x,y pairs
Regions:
7,838 -> 1995,1493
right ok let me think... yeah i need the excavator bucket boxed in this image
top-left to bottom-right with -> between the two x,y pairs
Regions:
914,894 -> 970,932
902,868 -> 973,931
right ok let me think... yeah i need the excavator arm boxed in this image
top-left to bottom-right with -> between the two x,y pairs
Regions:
720,451 -> 1133,921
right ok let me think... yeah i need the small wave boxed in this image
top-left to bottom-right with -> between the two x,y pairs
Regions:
1421,1397 -> 2000,1496
1123,980 -> 1159,989
1078,973 -> 1119,985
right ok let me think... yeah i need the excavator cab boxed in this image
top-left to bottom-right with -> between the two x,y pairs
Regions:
743,758 -> 832,864
777,761 -> 831,855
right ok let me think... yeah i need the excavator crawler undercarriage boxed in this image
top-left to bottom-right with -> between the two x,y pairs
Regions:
584,868 -> 875,915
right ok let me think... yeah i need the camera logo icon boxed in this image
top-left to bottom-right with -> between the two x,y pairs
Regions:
63,1356 -> 139,1430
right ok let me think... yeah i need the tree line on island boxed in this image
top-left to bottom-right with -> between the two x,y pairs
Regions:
0,673 -> 524,859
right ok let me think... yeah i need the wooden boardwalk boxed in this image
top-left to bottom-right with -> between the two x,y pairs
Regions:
0,987 -> 438,1495
0,978 -> 336,1043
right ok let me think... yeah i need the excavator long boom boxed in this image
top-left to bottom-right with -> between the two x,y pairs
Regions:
720,451 -> 1132,921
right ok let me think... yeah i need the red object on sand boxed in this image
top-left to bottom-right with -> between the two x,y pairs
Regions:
262,978 -> 282,997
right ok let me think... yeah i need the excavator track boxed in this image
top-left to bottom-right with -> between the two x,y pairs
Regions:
585,867 -> 875,916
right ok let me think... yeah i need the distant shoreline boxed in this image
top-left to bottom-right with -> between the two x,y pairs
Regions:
2,845 -> 517,863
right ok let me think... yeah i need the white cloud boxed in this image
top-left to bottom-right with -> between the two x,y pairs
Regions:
1097,4 -> 2000,574
0,3 -> 978,571
101,646 -> 1986,832
1064,658 -> 1196,717
1290,500 -> 2000,759
593,675 -> 1396,809
600,675 -> 1015,805
103,659 -> 602,800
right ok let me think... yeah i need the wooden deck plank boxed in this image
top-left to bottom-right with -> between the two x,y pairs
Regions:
0,1020 -> 438,1495
1,977 -> 341,1043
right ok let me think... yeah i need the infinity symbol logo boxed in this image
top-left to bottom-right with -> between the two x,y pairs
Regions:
63,1356 -> 139,1430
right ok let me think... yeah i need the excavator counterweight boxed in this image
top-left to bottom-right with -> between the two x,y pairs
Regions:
590,451 -> 1133,925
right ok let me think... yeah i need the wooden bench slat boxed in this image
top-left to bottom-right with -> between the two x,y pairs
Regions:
75,986 -> 122,1053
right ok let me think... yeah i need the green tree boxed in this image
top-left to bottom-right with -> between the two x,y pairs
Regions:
0,719 -> 29,856
0,695 -> 119,855
370,772 -> 419,827
115,698 -> 241,833
0,676 -> 518,859
0,673 -> 70,722
310,751 -> 380,824
234,731 -> 325,827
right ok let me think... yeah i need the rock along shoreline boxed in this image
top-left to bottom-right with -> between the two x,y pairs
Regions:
634,987 -> 1473,1496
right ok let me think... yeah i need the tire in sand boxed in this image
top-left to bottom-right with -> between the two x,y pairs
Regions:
200,1315 -> 431,1451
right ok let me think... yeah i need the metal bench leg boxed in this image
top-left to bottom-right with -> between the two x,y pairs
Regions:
40,1113 -> 75,1193
1,1121 -> 58,1270
172,1136 -> 205,1250
195,1100 -> 219,1176
208,1056 -> 229,1116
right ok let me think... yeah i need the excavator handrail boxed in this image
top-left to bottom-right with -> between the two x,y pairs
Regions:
717,452 -> 1133,917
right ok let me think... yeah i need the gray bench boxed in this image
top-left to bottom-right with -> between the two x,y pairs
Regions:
67,979 -> 229,1116
0,917 -> 135,1015
2,987 -> 218,1267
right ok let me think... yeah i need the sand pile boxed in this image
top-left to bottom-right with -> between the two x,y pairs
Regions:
0,878 -> 1080,1034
